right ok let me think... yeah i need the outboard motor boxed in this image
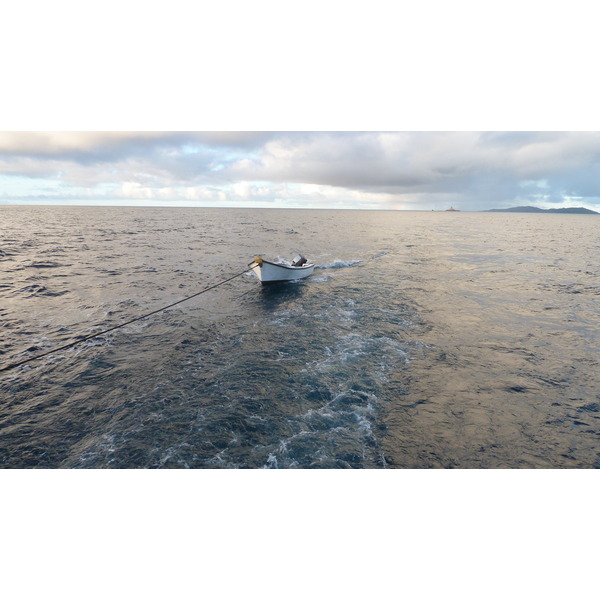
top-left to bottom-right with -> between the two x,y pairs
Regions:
291,254 -> 308,267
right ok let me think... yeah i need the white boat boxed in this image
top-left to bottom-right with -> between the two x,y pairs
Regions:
249,254 -> 316,284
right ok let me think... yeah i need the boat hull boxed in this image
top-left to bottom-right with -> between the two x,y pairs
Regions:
252,259 -> 315,284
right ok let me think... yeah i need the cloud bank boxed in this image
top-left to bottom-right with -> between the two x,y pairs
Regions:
1,131 -> 600,210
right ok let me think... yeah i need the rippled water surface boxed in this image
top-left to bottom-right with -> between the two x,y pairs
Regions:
1,207 -> 599,468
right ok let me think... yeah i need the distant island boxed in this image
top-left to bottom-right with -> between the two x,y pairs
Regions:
487,206 -> 599,215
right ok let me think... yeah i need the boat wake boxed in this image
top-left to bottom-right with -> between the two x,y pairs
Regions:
316,259 -> 362,270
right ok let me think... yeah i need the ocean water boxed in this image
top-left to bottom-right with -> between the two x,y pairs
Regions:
1,206 -> 599,468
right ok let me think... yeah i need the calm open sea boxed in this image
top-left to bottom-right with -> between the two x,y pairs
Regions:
1,206 -> 599,468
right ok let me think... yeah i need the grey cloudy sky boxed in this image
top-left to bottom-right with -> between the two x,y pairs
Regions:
1,131 -> 600,211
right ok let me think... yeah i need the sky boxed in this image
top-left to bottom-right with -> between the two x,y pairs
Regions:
2,131 -> 600,211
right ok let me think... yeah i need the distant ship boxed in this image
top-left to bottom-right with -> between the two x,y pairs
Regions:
445,206 -> 460,211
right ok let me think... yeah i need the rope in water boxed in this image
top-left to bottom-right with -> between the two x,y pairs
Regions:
0,264 -> 259,374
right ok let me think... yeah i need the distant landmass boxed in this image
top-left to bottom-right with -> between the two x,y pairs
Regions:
487,206 -> 599,215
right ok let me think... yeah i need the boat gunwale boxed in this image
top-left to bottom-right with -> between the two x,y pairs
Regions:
259,259 -> 315,271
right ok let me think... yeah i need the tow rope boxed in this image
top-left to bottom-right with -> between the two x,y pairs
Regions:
0,264 -> 259,374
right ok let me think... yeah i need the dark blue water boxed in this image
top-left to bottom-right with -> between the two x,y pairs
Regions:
1,207 -> 599,467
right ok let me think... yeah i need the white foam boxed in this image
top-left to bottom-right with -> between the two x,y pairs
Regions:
355,413 -> 373,436
316,259 -> 362,269
265,454 -> 279,468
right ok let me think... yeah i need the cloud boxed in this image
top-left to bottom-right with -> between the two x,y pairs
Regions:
225,132 -> 600,208
0,131 -> 272,157
0,132 -> 272,187
1,131 -> 600,209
